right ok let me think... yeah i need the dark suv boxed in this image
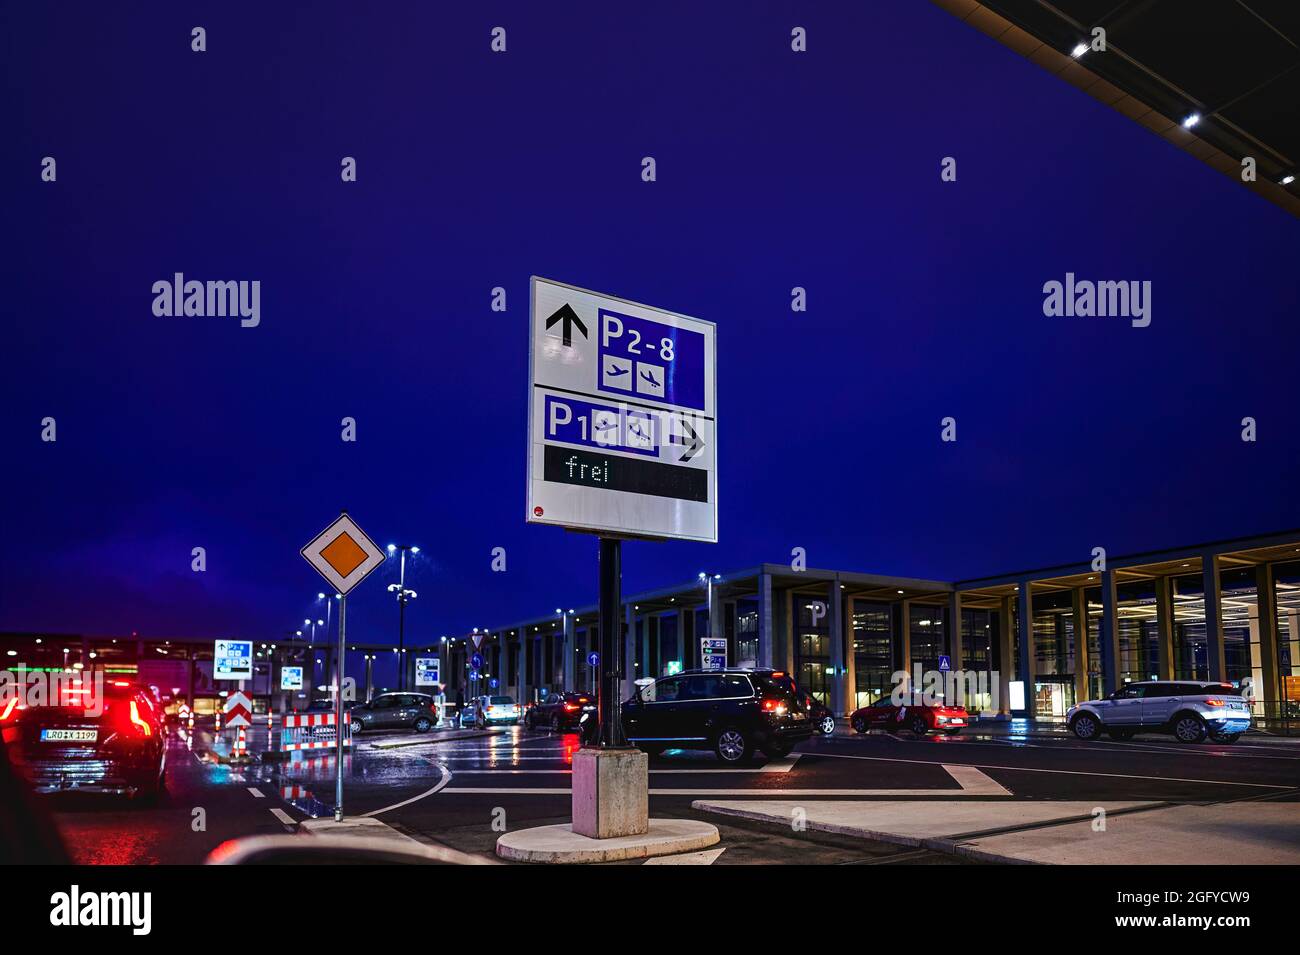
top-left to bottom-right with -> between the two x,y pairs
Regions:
347,692 -> 439,734
622,668 -> 812,763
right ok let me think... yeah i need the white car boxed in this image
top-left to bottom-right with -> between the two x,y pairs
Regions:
1067,680 -> 1251,744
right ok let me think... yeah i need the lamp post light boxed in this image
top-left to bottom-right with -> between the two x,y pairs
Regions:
386,544 -> 420,690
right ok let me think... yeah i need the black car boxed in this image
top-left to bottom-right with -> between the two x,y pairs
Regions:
1,679 -> 167,801
622,668 -> 813,763
801,691 -> 837,736
347,692 -> 439,734
525,691 -> 595,731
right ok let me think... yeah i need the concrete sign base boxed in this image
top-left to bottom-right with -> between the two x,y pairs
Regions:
571,747 -> 649,839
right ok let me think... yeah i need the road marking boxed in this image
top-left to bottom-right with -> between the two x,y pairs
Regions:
809,750 -> 1293,788
362,762 -> 452,817
643,847 -> 726,865
442,765 -> 1009,798
761,755 -> 802,773
269,808 -> 296,825
441,765 -> 798,775
247,786 -> 266,798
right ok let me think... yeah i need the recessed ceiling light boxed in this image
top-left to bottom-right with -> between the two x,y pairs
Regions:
1070,42 -> 1088,58
1282,174 -> 1296,185
1181,113 -> 1201,129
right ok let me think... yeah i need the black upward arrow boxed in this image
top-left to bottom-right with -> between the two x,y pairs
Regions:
545,303 -> 588,348
670,419 -> 704,462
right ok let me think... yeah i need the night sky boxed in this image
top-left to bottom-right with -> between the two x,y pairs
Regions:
4,1 -> 1297,650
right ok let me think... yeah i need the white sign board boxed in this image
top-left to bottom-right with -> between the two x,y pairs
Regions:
280,666 -> 304,690
527,277 -> 717,542
213,639 -> 253,681
301,513 -> 387,595
415,657 -> 440,687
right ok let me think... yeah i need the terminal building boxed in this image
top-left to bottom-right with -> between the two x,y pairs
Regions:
3,529 -> 1298,728
446,528 -> 1300,726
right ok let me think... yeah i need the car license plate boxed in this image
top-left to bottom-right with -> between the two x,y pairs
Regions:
949,719 -> 965,725
41,728 -> 97,742
582,706 -> 596,711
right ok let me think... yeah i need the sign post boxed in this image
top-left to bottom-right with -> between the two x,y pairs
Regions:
526,277 -> 717,841
301,512 -> 386,822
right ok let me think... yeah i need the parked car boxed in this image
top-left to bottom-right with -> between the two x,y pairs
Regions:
1,679 -> 167,801
347,692 -> 438,734
850,695 -> 969,736
1067,681 -> 1251,744
525,691 -> 595,731
622,668 -> 813,763
801,691 -> 836,736
475,696 -> 521,727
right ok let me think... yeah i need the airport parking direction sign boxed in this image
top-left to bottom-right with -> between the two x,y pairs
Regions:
280,666 -> 304,691
214,639 -> 254,681
300,513 -> 386,595
528,277 -> 717,543
701,637 -> 728,671
415,657 -> 440,687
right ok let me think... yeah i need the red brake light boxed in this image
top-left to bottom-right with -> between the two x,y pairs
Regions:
772,671 -> 785,678
761,698 -> 787,715
1203,698 -> 1225,707
564,703 -> 580,712
129,699 -> 153,736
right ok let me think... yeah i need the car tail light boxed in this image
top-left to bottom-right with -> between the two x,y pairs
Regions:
1203,698 -> 1225,707
761,698 -> 787,715
564,703 -> 580,712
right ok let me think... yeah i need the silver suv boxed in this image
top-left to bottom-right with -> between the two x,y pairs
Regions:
1067,681 -> 1251,744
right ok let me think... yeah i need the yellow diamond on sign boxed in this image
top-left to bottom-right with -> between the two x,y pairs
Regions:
321,532 -> 368,578
301,513 -> 386,596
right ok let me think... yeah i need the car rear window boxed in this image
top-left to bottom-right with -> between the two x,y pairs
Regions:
754,674 -> 796,695
1184,683 -> 1239,697
489,696 -> 514,705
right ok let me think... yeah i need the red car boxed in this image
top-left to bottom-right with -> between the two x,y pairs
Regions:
850,695 -> 969,736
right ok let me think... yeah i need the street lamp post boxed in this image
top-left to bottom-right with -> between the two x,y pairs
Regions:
386,544 -> 419,690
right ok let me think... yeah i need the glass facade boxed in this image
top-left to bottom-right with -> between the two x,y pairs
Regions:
735,598 -> 758,669
795,597 -> 831,704
852,602 -> 892,709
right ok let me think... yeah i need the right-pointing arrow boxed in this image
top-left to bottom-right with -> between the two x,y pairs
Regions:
669,418 -> 704,462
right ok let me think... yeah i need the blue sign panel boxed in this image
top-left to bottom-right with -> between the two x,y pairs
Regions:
471,652 -> 483,670
938,655 -> 951,672
587,651 -> 600,668
544,394 -> 659,457
597,308 -> 706,411
214,639 -> 254,681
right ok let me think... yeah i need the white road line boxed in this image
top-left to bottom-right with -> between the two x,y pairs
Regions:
760,755 -> 802,773
643,847 -> 726,865
442,765 -> 798,775
269,808 -> 296,825
808,750 -> 1292,788
442,765 -> 1009,798
362,762 -> 453,817
247,787 -> 266,798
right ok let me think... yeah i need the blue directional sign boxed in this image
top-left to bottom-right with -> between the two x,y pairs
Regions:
213,639 -> 253,681
415,657 -> 440,687
471,652 -> 483,670
528,277 -> 717,543
938,655 -> 951,672
489,678 -> 499,689
587,651 -> 600,668
700,638 -> 727,671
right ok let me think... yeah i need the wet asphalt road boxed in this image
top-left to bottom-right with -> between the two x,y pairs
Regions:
43,722 -> 1300,864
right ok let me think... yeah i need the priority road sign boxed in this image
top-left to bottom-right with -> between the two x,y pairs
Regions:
528,277 -> 717,543
223,690 -> 253,728
300,513 -> 386,595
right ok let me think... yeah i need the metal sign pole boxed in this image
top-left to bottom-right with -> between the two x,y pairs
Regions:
597,537 -> 627,747
334,594 -> 346,821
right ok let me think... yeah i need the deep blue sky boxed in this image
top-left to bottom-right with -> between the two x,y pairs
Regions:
4,1 -> 1296,648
